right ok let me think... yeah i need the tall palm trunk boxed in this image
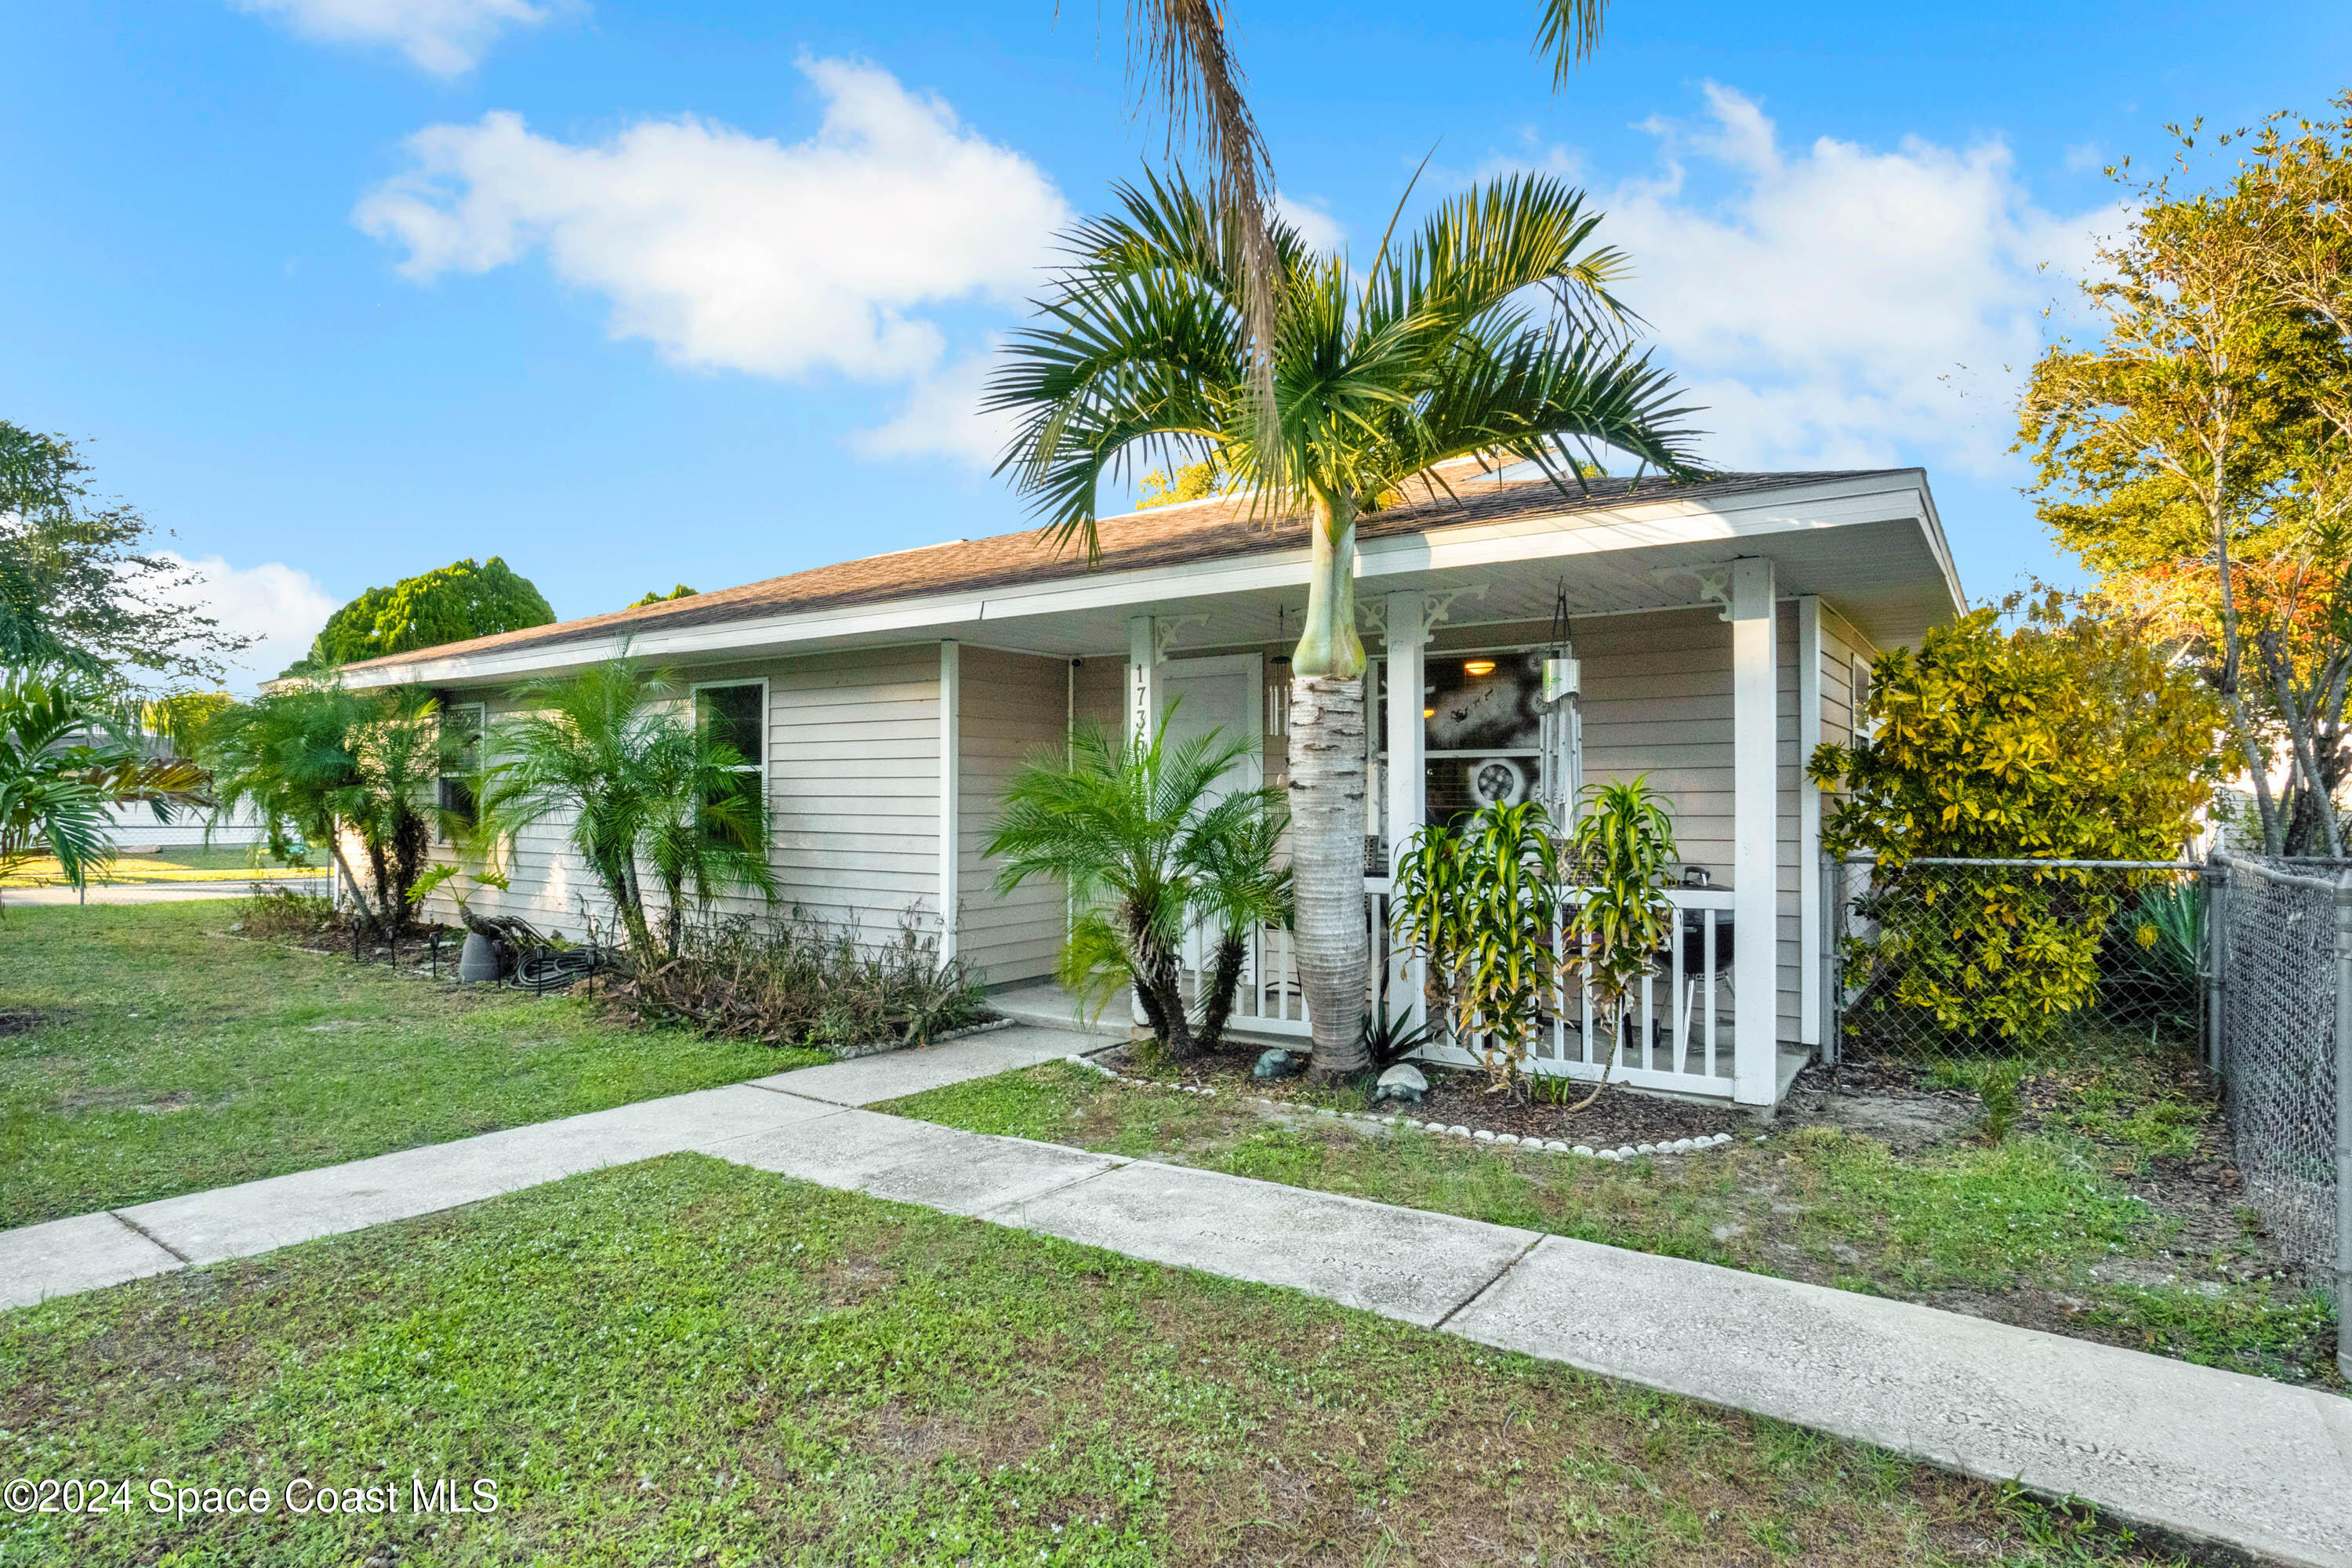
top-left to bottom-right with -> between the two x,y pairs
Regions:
1291,493 -> 1371,1083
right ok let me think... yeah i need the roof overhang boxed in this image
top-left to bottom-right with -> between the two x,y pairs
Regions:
344,470 -> 1962,689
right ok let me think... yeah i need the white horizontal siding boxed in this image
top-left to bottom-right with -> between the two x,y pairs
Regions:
956,647 -> 1069,987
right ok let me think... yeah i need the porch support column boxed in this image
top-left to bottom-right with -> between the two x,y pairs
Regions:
1730,558 -> 1778,1105
938,639 -> 961,964
1127,615 -> 1159,742
1797,596 -> 1823,1051
1385,590 -> 1427,1025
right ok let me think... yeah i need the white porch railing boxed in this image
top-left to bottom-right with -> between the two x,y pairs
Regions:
1170,883 -> 1738,1099
1164,878 -> 1393,1037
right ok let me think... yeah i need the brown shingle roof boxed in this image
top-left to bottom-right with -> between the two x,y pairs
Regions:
343,466 -> 1905,672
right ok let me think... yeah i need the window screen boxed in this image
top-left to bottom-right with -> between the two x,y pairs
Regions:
695,683 -> 764,768
694,683 -> 766,840
437,702 -> 485,831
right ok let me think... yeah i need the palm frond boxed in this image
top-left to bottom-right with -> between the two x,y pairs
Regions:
1534,0 -> 1608,88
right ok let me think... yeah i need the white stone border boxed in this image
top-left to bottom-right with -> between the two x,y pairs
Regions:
1062,1056 -> 1737,1161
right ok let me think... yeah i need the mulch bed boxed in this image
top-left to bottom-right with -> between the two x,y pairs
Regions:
1099,1042 -> 1752,1147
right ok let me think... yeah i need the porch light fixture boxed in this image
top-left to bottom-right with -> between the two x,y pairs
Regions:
1422,706 -> 1436,718
1462,659 -> 1497,677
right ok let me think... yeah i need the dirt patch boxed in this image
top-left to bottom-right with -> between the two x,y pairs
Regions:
0,1007 -> 60,1038
57,1087 -> 199,1116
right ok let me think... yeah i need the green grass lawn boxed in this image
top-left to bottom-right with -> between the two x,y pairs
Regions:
885,1063 -> 2339,1388
0,1155 -> 2182,1567
0,902 -> 824,1226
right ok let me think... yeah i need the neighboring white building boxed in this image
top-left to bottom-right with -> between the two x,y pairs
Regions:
340,464 -> 1965,1106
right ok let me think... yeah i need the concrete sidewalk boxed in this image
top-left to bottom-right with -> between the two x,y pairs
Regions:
0,1025 -> 1089,1309
1,874 -> 330,907
4,1035 -> 2346,1566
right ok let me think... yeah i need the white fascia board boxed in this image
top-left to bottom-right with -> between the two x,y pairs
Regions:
347,472 -> 1945,689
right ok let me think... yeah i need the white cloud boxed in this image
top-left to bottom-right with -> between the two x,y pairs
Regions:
233,0 -> 561,75
156,554 -> 339,691
1276,194 -> 1346,256
853,348 -> 1018,468
1547,84 -> 2126,477
356,56 -> 1070,387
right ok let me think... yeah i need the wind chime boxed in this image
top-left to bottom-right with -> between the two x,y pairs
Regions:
1538,581 -> 1583,826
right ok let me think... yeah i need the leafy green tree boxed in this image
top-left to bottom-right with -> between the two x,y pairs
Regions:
201,684 -> 456,941
303,557 -> 554,672
474,659 -> 778,960
141,691 -> 233,755
2019,112 -> 2352,855
0,670 -> 207,898
988,715 -> 1290,1059
990,169 -> 1698,1082
0,423 -> 249,684
1809,598 -> 2223,1044
628,585 -> 699,608
1135,459 -> 1230,509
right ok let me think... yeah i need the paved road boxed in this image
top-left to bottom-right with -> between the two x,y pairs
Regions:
1,875 -> 329,907
2,1026 -> 2344,1566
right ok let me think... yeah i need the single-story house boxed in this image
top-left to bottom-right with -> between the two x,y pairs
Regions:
340,463 -> 1963,1106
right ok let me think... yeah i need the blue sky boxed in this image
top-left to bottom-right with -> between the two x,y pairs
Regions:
6,1 -> 2350,685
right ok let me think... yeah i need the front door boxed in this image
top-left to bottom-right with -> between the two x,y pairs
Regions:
1158,653 -> 1263,797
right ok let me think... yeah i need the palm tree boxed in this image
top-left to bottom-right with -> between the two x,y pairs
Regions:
0,668 -> 206,902
990,171 -> 1700,1081
1113,1 -> 1616,474
201,682 -> 452,941
988,714 -> 1290,1059
474,659 -> 778,960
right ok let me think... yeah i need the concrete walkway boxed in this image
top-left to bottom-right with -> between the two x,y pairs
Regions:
4,1032 -> 2346,1566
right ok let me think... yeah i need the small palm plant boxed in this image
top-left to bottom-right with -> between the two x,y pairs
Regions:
1392,799 -> 1565,1092
1564,776 -> 1679,1062
473,658 -> 778,961
201,681 -> 451,941
988,715 -> 1289,1060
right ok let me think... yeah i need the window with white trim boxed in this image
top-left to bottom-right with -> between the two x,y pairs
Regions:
692,681 -> 766,837
437,701 -> 486,837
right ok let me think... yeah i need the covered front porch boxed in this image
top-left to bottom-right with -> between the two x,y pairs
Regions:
928,470 -> 1955,1107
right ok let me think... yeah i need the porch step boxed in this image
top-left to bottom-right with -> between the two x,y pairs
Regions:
988,983 -> 1131,1041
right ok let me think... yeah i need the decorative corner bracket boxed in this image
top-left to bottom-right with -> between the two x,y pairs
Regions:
1421,584 -> 1489,640
1151,613 -> 1212,662
1650,565 -> 1735,622
1362,584 -> 1489,646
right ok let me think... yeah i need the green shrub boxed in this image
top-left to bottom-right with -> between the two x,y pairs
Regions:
615,912 -> 985,1054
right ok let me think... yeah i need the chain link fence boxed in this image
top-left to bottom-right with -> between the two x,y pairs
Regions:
1832,851 -> 2352,1374
1828,856 -> 2205,1072
2213,853 -> 2347,1284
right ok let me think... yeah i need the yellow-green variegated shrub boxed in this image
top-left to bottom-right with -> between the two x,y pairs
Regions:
1809,597 -> 2222,1047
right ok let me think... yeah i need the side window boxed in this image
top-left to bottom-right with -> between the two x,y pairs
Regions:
438,702 -> 485,835
692,681 -> 766,838
1850,655 -> 1876,741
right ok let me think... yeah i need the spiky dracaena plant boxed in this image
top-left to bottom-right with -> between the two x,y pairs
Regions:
990,169 -> 1700,1080
1393,800 -> 1564,1092
1565,776 -> 1679,1054
988,715 -> 1287,1060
